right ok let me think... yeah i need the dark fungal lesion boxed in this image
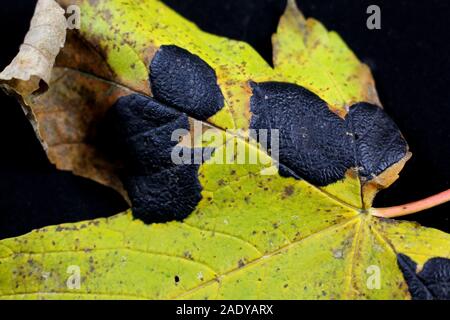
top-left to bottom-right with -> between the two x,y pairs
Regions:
249,81 -> 354,186
249,81 -> 408,186
397,253 -> 450,300
111,94 -> 204,223
150,45 -> 225,121
347,102 -> 407,180
109,45 -> 225,223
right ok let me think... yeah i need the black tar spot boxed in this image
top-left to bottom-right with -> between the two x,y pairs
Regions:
150,45 -> 225,121
249,81 -> 407,186
111,94 -> 205,223
347,102 -> 407,179
397,253 -> 450,300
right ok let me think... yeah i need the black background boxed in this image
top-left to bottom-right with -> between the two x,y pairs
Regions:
0,0 -> 449,239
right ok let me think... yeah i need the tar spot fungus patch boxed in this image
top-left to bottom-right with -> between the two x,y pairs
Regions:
111,94 -> 206,223
150,45 -> 225,120
249,81 -> 407,186
397,253 -> 450,300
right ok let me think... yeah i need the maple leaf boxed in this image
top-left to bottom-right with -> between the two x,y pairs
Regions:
0,0 -> 449,300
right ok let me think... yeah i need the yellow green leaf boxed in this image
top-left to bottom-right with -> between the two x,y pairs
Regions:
0,0 -> 448,300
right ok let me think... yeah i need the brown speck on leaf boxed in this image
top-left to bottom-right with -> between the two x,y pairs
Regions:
283,185 -> 294,198
183,251 -> 193,260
